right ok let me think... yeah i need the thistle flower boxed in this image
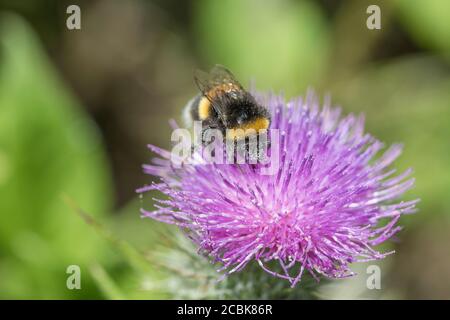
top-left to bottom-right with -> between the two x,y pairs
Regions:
138,91 -> 418,287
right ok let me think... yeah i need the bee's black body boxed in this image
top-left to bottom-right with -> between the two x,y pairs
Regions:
184,65 -> 271,142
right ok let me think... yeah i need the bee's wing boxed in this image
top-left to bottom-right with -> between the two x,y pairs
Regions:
194,65 -> 244,126
194,65 -> 244,93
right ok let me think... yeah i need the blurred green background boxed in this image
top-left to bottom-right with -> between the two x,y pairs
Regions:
0,0 -> 449,299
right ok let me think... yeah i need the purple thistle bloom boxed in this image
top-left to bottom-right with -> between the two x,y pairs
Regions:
138,91 -> 418,287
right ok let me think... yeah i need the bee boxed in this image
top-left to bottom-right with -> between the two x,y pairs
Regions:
183,65 -> 271,144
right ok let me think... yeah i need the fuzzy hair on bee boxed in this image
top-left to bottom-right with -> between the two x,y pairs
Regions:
183,65 -> 271,143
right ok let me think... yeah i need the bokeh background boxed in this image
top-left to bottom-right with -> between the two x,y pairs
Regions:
0,0 -> 449,299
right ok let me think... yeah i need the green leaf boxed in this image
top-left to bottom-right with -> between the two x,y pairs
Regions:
89,264 -> 126,300
0,14 -> 113,298
65,197 -> 170,299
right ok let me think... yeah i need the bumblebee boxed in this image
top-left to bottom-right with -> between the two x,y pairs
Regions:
183,65 -> 271,142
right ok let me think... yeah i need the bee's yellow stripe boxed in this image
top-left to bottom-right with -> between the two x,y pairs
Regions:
226,117 -> 270,140
198,97 -> 211,120
198,84 -> 240,120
